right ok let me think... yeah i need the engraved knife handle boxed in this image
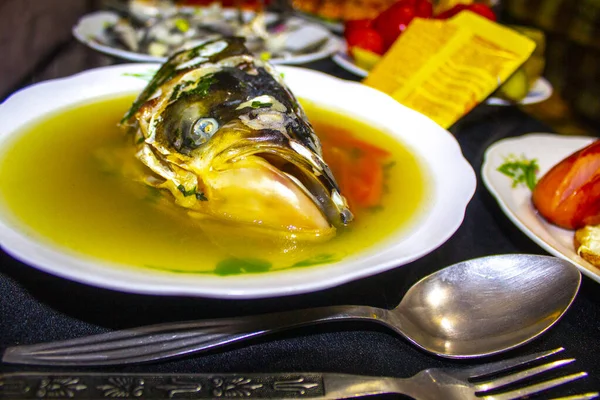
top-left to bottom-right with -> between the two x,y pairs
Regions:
2,305 -> 390,366
0,371 -> 406,399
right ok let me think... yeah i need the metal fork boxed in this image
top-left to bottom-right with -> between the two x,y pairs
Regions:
0,348 -> 595,399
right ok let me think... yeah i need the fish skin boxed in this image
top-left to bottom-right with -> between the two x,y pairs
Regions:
121,37 -> 352,233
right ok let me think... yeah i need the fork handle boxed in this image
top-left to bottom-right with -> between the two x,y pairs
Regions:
2,305 -> 390,366
0,371 -> 411,399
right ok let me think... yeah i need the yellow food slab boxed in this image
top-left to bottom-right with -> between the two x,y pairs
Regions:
363,12 -> 536,128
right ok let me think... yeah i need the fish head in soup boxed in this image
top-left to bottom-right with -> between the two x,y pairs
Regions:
122,37 -> 352,241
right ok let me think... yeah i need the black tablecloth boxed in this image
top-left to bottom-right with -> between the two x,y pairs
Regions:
1,49 -> 599,399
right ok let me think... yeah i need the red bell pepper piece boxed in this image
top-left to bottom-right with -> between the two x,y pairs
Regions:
435,3 -> 496,21
344,27 -> 385,55
372,0 -> 433,50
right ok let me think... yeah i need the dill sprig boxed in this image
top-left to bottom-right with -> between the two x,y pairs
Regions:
497,154 -> 540,191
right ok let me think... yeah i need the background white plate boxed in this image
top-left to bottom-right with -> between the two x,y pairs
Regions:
332,50 -> 553,106
482,133 -> 600,283
294,11 -> 344,33
0,64 -> 475,298
73,10 -> 343,65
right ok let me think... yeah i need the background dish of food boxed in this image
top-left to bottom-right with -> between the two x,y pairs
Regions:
291,0 -> 397,24
292,11 -> 344,32
73,10 -> 343,64
482,133 -> 600,283
485,77 -> 553,105
332,49 -> 553,106
0,63 -> 475,298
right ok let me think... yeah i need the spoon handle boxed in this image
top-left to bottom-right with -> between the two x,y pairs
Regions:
2,305 -> 388,366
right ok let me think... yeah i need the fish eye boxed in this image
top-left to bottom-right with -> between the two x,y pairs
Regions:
190,118 -> 219,146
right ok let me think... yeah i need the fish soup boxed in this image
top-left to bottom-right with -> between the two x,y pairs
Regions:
0,94 -> 427,275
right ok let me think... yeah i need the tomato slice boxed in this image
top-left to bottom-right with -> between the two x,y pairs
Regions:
348,156 -> 384,207
532,140 -> 600,229
321,133 -> 390,210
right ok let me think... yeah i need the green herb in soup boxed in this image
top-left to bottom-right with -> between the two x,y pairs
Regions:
0,95 -> 426,274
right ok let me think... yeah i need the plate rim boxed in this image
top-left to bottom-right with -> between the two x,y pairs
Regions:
72,10 -> 344,65
293,11 -> 344,33
481,132 -> 600,283
0,63 -> 476,298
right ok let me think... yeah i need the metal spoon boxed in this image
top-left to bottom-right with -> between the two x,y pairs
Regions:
2,254 -> 581,366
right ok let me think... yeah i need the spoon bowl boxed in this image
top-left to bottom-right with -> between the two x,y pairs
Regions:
394,254 -> 581,357
2,254 -> 581,365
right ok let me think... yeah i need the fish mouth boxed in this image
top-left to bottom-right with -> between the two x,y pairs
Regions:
247,149 -> 352,227
195,141 -> 352,238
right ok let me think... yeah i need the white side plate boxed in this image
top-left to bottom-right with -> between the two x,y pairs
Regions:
482,133 -> 600,283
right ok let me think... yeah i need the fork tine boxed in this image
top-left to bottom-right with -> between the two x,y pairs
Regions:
549,393 -> 599,400
477,358 -> 575,391
483,372 -> 588,400
466,347 -> 564,378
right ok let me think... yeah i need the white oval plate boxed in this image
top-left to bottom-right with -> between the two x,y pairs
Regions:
73,11 -> 344,65
482,133 -> 600,283
332,50 -> 553,106
0,64 -> 475,298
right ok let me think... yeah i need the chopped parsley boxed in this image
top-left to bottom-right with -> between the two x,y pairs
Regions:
177,184 -> 195,196
122,69 -> 158,82
195,192 -> 208,201
186,75 -> 217,97
215,258 -> 271,275
497,155 -> 539,190
177,184 -> 208,200
292,253 -> 338,267
169,80 -> 195,101
251,101 -> 272,108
